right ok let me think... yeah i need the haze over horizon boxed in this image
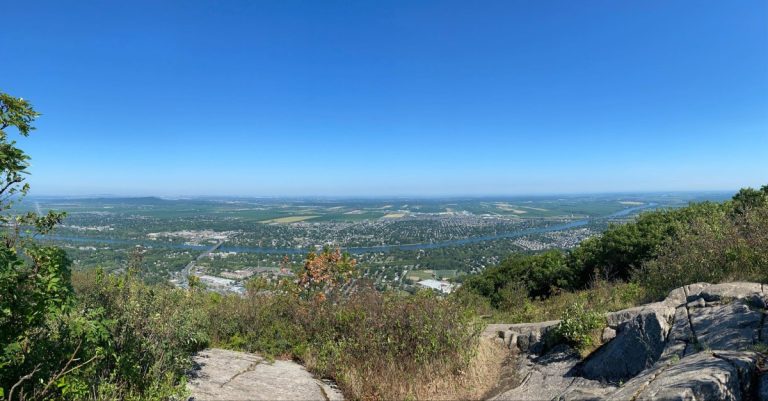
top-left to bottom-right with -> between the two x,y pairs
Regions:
3,0 -> 767,196
26,189 -> 738,200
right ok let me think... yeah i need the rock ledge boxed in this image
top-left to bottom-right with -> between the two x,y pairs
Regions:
487,282 -> 768,401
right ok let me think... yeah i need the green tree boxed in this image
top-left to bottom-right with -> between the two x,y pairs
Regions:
731,186 -> 768,214
0,91 -> 84,399
461,250 -> 571,306
567,202 -> 724,285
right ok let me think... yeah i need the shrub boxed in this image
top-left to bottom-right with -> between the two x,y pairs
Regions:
196,275 -> 487,400
567,202 -> 726,285
72,267 -> 210,398
548,302 -> 604,353
202,290 -> 307,358
300,289 -> 483,400
482,280 -> 645,324
461,250 -> 572,305
636,204 -> 768,299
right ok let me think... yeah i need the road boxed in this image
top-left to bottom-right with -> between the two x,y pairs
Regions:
178,240 -> 224,288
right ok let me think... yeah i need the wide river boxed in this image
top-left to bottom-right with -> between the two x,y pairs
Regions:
42,203 -> 658,255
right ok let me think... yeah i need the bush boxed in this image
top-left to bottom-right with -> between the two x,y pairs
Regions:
72,267 -> 210,399
636,204 -> 768,299
548,302 -> 604,353
199,283 -> 484,400
461,250 -> 572,305
567,202 -> 726,285
202,290 -> 307,358
301,289 -> 482,400
484,280 -> 645,324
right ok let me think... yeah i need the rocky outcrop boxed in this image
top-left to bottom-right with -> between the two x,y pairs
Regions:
582,306 -> 671,381
606,351 -> 760,401
486,320 -> 560,354
187,348 -> 343,401
487,282 -> 768,401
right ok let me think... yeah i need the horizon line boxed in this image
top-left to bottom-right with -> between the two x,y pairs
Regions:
24,189 -> 738,201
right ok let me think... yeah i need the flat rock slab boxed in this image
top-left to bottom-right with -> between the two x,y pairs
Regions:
188,348 -> 343,401
491,345 -> 613,401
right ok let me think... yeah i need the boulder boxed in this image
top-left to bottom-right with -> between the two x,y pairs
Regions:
582,308 -> 671,382
483,323 -> 516,346
691,282 -> 763,303
600,327 -> 616,343
604,301 -> 674,329
506,320 -> 560,354
659,305 -> 695,362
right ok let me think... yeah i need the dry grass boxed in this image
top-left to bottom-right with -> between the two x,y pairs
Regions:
413,337 -> 508,401
488,281 -> 647,324
318,337 -> 507,401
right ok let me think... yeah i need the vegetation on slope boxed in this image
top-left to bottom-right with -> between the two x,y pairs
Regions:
460,185 -> 768,323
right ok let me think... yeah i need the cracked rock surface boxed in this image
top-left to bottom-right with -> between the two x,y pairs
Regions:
489,282 -> 768,401
187,348 -> 343,401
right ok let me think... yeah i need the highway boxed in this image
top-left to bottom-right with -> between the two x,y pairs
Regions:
177,240 -> 224,288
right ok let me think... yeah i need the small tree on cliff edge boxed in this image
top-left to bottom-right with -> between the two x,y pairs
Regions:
0,91 -> 77,400
297,247 -> 357,302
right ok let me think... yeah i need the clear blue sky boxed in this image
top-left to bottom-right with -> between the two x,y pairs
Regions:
2,0 -> 766,196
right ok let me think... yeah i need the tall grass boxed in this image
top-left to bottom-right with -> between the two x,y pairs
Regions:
201,285 -> 492,400
71,271 -> 495,400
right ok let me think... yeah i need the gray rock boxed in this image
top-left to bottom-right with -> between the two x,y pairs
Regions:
763,320 -> 768,345
600,327 -> 616,343
188,348 -> 343,401
483,323 -> 517,347
507,320 -> 560,354
684,282 -> 713,299
693,282 -> 763,303
604,302 -> 674,329
688,297 -> 707,309
485,282 -> 768,401
689,300 -> 762,351
483,323 -> 513,340
608,351 -> 758,401
759,373 -> 768,401
555,387 -> 615,401
659,305 -> 695,362
491,345 -> 611,401
665,286 -> 688,307
582,308 -> 671,382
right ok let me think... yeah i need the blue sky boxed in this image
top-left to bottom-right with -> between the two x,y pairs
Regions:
2,0 -> 766,196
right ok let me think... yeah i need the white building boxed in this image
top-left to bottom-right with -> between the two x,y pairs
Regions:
417,279 -> 454,294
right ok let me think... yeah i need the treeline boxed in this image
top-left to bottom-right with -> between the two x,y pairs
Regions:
461,185 -> 768,311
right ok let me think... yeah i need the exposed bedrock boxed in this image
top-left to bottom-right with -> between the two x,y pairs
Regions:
487,282 -> 768,401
